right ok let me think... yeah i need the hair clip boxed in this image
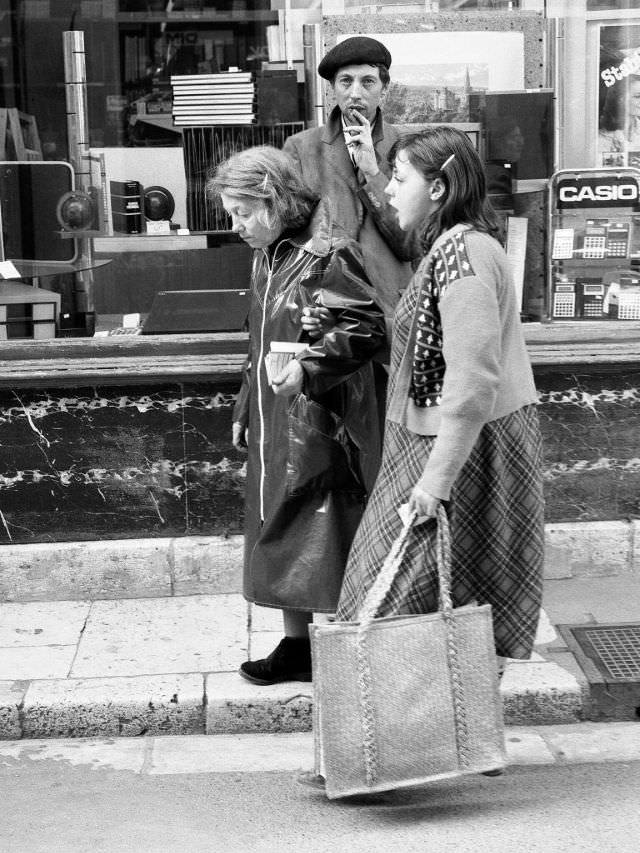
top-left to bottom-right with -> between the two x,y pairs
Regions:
260,174 -> 270,191
440,154 -> 455,170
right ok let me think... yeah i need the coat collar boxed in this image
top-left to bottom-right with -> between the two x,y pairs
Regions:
274,198 -> 335,259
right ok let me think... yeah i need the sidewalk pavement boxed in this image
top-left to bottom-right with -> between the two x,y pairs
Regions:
1,722 -> 640,775
5,574 -> 637,741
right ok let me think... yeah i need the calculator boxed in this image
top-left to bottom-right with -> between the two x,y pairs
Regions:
581,220 -> 608,258
579,281 -> 605,319
583,233 -> 607,258
617,292 -> 640,320
606,222 -> 630,258
630,217 -> 640,258
552,228 -> 575,259
552,282 -> 577,318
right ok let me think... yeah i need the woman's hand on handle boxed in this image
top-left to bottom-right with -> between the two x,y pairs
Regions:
408,484 -> 441,520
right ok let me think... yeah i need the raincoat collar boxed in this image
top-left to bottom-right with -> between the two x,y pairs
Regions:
273,197 -> 335,259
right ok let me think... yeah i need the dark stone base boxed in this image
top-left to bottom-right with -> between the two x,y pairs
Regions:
0,364 -> 638,544
537,367 -> 640,523
0,381 -> 245,544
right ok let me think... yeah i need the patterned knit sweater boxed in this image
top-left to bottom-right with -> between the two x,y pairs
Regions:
386,224 -> 538,500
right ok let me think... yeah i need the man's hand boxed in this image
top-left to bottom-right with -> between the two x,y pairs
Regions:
232,421 -> 248,451
344,108 -> 379,179
271,358 -> 304,396
301,306 -> 336,339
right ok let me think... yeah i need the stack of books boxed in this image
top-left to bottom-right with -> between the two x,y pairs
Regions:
170,72 -> 256,126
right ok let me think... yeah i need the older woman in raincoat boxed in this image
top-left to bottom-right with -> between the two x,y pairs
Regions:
208,146 -> 386,685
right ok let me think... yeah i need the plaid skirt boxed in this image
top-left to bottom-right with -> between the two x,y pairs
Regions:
336,405 -> 545,659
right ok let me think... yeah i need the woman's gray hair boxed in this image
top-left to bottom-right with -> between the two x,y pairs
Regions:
207,145 -> 319,232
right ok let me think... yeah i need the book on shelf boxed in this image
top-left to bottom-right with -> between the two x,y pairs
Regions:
170,72 -> 253,84
109,179 -> 144,234
172,92 -> 256,103
172,115 -> 257,126
172,105 -> 255,114
171,82 -> 255,92
172,90 -> 255,101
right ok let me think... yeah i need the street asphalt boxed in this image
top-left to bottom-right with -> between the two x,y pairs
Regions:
0,725 -> 639,853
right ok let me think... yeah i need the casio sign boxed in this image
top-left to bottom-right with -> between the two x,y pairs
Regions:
557,178 -> 640,210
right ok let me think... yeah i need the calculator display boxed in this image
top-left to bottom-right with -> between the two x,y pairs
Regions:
582,222 -> 607,259
552,283 -> 576,318
606,222 -> 630,258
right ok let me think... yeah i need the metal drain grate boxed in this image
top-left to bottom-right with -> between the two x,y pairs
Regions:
571,625 -> 640,680
558,622 -> 640,722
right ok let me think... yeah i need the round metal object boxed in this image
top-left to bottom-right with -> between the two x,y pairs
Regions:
143,185 -> 175,221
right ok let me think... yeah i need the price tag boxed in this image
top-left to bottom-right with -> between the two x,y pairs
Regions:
145,220 -> 171,235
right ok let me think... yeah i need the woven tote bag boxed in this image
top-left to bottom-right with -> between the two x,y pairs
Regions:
309,506 -> 506,800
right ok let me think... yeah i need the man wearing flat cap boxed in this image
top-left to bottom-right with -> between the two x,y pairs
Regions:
284,36 -> 418,319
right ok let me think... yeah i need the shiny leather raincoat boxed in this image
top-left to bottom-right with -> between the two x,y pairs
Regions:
233,199 -> 386,612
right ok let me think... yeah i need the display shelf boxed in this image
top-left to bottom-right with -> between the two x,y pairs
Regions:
2,258 -> 112,280
92,232 -> 243,253
0,332 -> 248,388
116,11 -> 278,23
93,234 -> 208,253
2,322 -> 640,389
523,320 -> 640,368
548,167 -> 640,322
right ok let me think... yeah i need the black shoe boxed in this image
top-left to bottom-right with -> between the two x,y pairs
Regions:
239,636 -> 312,685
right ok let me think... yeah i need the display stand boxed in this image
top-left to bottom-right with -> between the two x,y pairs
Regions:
0,108 -> 42,160
548,167 -> 640,322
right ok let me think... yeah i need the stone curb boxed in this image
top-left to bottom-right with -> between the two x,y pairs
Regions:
20,673 -> 205,739
0,657 -> 587,740
2,521 -> 639,603
0,535 -> 245,602
0,723 -> 640,776
3,723 -> 640,773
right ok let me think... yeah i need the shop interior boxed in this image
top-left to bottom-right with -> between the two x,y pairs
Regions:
1,0 -> 640,343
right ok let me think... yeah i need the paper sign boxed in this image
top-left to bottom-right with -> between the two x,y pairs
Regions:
0,261 -> 21,280
506,216 -> 528,311
122,313 -> 141,328
145,220 -> 171,235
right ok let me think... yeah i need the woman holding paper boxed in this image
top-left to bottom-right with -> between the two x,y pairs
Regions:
337,126 -> 544,664
207,146 -> 385,685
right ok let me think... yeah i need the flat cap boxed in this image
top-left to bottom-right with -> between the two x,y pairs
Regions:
318,36 -> 391,81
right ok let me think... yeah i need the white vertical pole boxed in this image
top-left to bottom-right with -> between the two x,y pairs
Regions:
63,30 -> 95,333
284,0 -> 293,71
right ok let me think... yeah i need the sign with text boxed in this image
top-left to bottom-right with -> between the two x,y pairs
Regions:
556,175 -> 640,210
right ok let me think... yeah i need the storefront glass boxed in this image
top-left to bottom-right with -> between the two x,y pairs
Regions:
2,0 -> 640,337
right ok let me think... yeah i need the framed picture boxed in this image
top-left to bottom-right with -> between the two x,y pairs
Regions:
394,121 -> 483,156
597,24 -> 640,168
335,30 -> 525,125
484,89 -> 555,190
588,1 -> 637,10
337,1 -> 524,10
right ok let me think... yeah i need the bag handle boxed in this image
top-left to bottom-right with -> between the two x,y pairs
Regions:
357,504 -> 453,629
354,505 -> 470,788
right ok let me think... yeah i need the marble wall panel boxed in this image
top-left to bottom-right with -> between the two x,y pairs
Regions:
0,365 -> 638,544
0,381 -> 245,544
536,368 -> 640,523
179,383 -> 246,535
